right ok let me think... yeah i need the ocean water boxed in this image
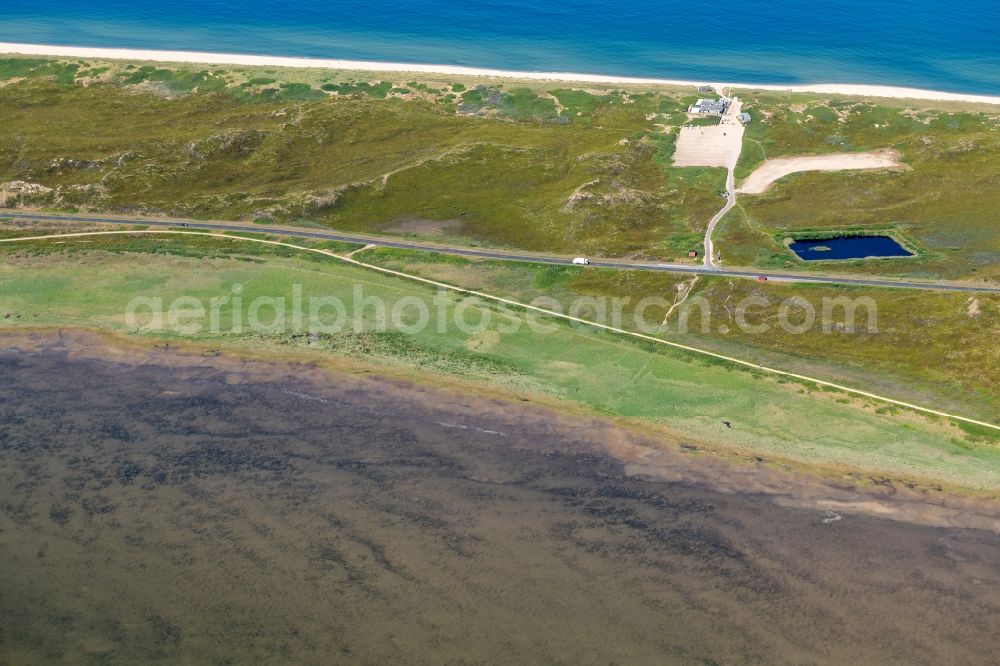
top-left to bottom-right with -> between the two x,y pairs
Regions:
2,0 -> 999,93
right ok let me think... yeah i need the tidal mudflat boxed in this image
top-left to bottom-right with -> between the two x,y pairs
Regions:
2,331 -> 1000,664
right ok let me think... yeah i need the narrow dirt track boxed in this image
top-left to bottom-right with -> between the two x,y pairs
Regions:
738,150 -> 906,194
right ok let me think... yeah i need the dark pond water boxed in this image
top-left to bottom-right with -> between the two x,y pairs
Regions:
790,235 -> 913,260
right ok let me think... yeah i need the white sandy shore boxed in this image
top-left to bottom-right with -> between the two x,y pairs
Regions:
2,42 -> 999,105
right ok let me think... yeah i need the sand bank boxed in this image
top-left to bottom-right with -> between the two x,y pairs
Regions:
2,42 -> 1000,105
738,149 -> 907,193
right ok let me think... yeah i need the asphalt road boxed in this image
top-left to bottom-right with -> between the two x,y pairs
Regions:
4,210 -> 999,294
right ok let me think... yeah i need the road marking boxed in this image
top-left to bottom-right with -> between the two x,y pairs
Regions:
3,228 -> 998,432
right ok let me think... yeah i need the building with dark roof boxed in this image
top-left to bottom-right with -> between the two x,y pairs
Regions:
689,98 -> 729,116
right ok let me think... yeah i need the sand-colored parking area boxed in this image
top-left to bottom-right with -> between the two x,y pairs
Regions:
738,150 -> 906,193
672,125 -> 744,168
672,99 -> 745,168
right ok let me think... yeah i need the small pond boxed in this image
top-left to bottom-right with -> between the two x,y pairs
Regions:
789,235 -> 913,261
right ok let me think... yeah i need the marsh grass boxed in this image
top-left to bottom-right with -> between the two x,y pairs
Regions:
354,244 -> 1000,422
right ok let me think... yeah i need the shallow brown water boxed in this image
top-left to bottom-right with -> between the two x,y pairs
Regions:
2,332 -> 1000,664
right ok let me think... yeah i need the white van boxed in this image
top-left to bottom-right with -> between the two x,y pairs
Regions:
572,257 -> 590,265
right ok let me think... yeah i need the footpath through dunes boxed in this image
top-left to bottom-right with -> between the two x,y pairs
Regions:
737,149 -> 907,194
4,331 -> 1000,663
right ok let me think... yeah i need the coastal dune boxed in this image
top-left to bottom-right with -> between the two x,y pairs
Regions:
2,42 -> 1000,105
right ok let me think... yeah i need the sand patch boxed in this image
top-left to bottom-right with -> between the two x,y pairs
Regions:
738,149 -> 906,194
0,181 -> 53,207
562,178 -> 600,211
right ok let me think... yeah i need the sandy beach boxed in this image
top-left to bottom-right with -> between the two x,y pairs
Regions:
3,42 -> 1000,105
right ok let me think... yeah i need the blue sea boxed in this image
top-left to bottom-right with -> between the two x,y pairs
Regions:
2,0 -> 999,94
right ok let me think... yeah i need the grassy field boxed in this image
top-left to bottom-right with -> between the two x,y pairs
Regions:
2,233 -> 999,493
347,246 -> 1000,422
3,219 -> 997,434
725,91 -> 1000,280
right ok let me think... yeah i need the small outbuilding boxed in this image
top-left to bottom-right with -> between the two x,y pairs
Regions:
737,112 -> 752,124
688,250 -> 698,258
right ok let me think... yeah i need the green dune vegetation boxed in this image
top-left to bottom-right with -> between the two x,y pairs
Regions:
2,57 -> 998,278
1,232 -> 999,494
726,90 -> 1000,280
0,56 -> 722,260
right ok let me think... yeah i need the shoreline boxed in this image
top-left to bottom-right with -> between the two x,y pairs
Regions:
7,327 -> 1000,664
3,41 -> 1000,105
5,326 -> 1000,531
